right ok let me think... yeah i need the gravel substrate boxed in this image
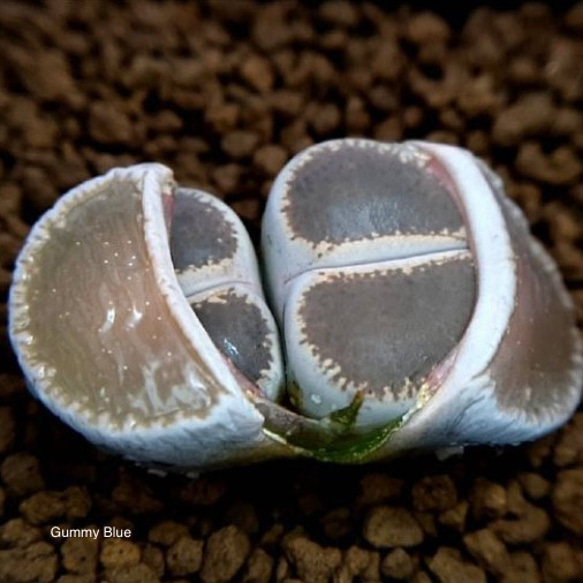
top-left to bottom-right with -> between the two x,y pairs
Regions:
1,1 -> 583,582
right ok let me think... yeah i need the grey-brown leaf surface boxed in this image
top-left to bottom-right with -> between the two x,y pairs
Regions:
1,1 -> 583,582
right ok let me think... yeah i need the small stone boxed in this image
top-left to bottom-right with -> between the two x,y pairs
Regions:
319,1 -> 359,27
61,537 -> 99,574
492,93 -> 555,146
413,511 -> 438,538
553,469 -> 583,535
205,102 -> 240,133
541,542 -> 582,583
412,475 -> 457,512
100,539 -> 141,569
516,143 -> 582,185
0,518 -> 42,548
0,541 -> 58,583
342,545 -> 380,582
148,521 -> 190,547
201,525 -> 251,583
20,491 -> 66,525
140,544 -> 165,578
527,435 -> 556,468
89,101 -> 134,145
492,496 -> 549,544
363,506 -> 424,548
222,131 -> 260,159
517,473 -> 550,500
439,501 -> 469,532
381,548 -> 414,580
284,536 -> 342,583
407,12 -> 451,44
211,164 -> 242,194
309,102 -> 341,135
242,548 -> 274,583
427,547 -> 487,583
502,552 -> 541,583
253,144 -> 288,177
463,529 -> 510,576
470,478 -> 507,521
63,486 -> 92,520
240,55 -> 274,93
553,413 -> 583,467
269,91 -> 304,117
412,572 -> 432,583
167,536 -> 204,576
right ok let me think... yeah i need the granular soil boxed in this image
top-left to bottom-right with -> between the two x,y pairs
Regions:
1,1 -> 583,582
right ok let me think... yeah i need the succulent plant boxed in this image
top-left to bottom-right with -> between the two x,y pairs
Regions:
9,140 -> 583,471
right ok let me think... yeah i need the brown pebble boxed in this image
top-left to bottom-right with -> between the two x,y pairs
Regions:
470,478 -> 507,522
553,468 -> 583,535
553,413 -> 583,467
319,1 -> 359,27
517,472 -> 550,500
167,536 -> 203,576
427,547 -> 487,583
492,93 -> 555,146
89,101 -> 134,145
541,542 -> 582,583
463,529 -> 510,576
20,491 -> 66,525
100,538 -> 141,569
341,545 -> 380,582
201,525 -> 251,583
516,143 -> 582,185
308,102 -> 341,135
241,55 -> 275,93
205,101 -> 240,133
0,518 -> 42,548
406,12 -> 451,44
492,493 -> 550,544
412,475 -> 457,512
439,501 -> 469,532
0,541 -> 58,583
284,536 -> 342,583
253,144 -> 288,177
242,547 -> 274,583
222,131 -> 260,159
140,544 -> 165,578
148,520 -> 189,547
502,552 -> 541,583
363,506 -> 424,548
413,511 -> 438,538
527,434 -> 556,468
61,536 -> 99,574
381,547 -> 414,580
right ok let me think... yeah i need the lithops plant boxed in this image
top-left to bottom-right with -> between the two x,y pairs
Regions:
9,140 -> 583,470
